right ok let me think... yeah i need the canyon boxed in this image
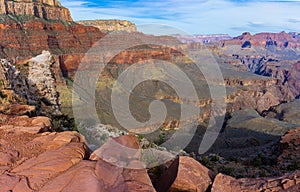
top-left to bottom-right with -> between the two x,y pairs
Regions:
0,0 -> 299,191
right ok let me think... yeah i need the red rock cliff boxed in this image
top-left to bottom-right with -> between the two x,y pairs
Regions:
0,15 -> 105,79
0,0 -> 72,21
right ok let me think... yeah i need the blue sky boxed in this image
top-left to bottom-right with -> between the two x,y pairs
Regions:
60,0 -> 300,36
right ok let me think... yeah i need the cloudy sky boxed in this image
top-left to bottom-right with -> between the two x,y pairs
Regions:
60,0 -> 300,36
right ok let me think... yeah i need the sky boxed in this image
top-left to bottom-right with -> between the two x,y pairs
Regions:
60,0 -> 300,36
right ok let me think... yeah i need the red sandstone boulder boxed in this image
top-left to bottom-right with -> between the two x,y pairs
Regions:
157,156 -> 214,192
0,174 -> 32,192
11,142 -> 86,190
40,159 -> 156,192
40,161 -> 102,192
211,171 -> 300,192
90,135 -> 140,166
0,115 -> 52,134
30,131 -> 86,150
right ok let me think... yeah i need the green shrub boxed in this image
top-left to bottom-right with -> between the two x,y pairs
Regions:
200,156 -> 211,167
217,166 -> 235,176
287,158 -> 299,171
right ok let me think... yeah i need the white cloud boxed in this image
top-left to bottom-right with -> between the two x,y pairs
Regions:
60,0 -> 300,36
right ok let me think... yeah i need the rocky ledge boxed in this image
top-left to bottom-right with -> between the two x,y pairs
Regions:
0,113 -> 299,191
77,19 -> 137,33
0,0 -> 72,21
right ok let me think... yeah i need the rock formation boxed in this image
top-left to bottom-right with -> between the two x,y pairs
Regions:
211,171 -> 300,192
0,15 -> 104,77
157,156 -> 215,192
0,87 -> 300,191
0,0 -> 72,21
27,50 -> 61,115
278,127 -> 300,170
0,51 -> 61,116
0,58 -> 38,104
0,115 -> 156,191
223,31 -> 300,48
173,34 -> 232,44
265,99 -> 300,124
77,20 -> 137,33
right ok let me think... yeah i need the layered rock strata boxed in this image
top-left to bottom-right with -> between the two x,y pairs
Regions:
77,19 -> 137,33
0,0 -> 72,21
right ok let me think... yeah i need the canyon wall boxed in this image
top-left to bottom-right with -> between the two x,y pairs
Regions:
0,16 -> 105,79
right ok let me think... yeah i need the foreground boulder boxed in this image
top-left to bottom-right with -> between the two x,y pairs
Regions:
211,171 -> 300,192
11,142 -> 86,190
0,119 -> 88,191
39,159 -> 156,192
157,156 -> 214,192
0,125 -> 156,192
90,135 -> 140,165
39,135 -> 155,192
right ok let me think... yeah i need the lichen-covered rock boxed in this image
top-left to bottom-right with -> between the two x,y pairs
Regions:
0,59 -> 38,104
0,51 -> 61,117
27,50 -> 61,116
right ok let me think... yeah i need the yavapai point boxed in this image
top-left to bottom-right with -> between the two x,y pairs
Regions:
0,0 -> 299,191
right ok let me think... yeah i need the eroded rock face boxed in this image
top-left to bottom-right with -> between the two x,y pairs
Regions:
0,0 -> 72,21
77,20 -> 137,33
